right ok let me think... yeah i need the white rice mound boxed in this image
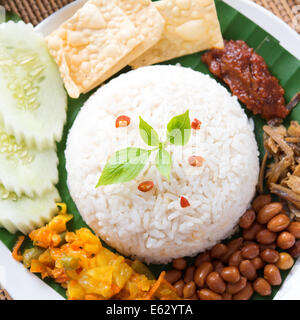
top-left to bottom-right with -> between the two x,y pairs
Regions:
65,65 -> 259,264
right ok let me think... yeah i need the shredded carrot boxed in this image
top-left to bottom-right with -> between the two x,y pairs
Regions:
144,271 -> 166,300
12,235 -> 25,262
162,278 -> 177,293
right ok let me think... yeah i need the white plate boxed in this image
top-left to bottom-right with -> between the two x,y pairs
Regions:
0,0 -> 299,300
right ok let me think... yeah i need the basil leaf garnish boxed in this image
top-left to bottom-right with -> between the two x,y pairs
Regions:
139,116 -> 160,146
155,148 -> 172,180
96,110 -> 192,186
166,110 -> 191,146
96,147 -> 151,186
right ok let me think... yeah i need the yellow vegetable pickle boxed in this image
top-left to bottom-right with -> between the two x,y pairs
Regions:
13,204 -> 180,300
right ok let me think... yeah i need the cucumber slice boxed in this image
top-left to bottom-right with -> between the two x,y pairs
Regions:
0,21 -> 67,150
0,186 -> 60,234
0,124 -> 58,197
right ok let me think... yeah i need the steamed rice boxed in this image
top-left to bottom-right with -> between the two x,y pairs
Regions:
65,65 -> 259,264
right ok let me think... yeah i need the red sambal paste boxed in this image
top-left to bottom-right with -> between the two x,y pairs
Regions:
202,40 -> 288,120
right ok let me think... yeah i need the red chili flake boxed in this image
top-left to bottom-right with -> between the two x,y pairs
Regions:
138,181 -> 154,192
188,156 -> 205,167
191,118 -> 202,130
115,115 -> 131,128
180,196 -> 190,208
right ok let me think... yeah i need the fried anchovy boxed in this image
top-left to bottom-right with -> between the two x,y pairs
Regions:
267,118 -> 283,126
267,92 -> 300,125
286,92 -> 300,112
257,151 -> 268,194
263,125 -> 294,158
270,183 -> 300,209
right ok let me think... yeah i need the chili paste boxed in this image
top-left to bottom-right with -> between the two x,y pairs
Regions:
202,40 -> 288,120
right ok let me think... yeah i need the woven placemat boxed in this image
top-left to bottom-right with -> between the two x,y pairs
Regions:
0,0 -> 299,302
0,0 -> 299,32
0,288 -> 12,300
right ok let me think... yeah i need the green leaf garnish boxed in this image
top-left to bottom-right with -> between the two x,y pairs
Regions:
96,147 -> 151,187
97,110 -> 191,186
166,110 -> 191,145
155,148 -> 172,180
139,116 -> 160,146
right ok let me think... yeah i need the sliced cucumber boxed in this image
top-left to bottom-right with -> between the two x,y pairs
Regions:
0,186 -> 60,234
0,21 -> 67,150
0,124 -> 58,197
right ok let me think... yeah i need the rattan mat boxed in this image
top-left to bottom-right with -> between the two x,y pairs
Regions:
0,0 -> 299,32
0,0 -> 299,301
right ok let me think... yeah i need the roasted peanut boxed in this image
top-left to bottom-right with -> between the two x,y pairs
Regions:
164,269 -> 182,284
259,243 -> 277,251
184,293 -> 199,300
195,251 -> 211,267
221,266 -> 240,283
276,252 -> 294,270
256,229 -> 277,245
184,266 -> 195,284
287,222 -> 300,239
211,243 -> 228,259
243,223 -> 264,241
197,289 -> 222,300
289,241 -> 300,258
227,276 -> 247,295
173,280 -> 184,297
228,250 -> 242,267
222,292 -> 232,300
172,258 -> 187,271
243,240 -> 257,246
206,272 -> 226,294
264,264 -> 282,286
239,260 -> 257,281
221,237 -> 243,262
260,248 -> 279,264
277,231 -> 295,250
239,209 -> 256,229
212,260 -> 224,274
252,194 -> 272,213
251,257 -> 265,270
257,202 -> 282,224
241,243 -> 260,259
253,278 -> 271,296
233,282 -> 254,300
162,196 -> 296,301
194,262 -> 213,288
183,281 -> 196,298
267,214 -> 290,233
